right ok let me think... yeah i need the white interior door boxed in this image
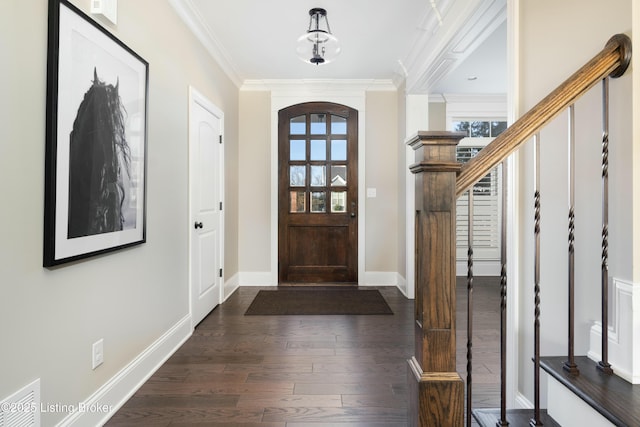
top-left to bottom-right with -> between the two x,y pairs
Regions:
189,88 -> 224,327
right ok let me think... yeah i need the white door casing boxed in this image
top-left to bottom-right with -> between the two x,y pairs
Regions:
189,87 -> 224,327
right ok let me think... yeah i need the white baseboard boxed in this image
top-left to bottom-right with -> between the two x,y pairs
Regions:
57,315 -> 192,427
395,273 -> 409,298
360,271 -> 397,287
237,271 -> 404,289
236,271 -> 409,300
239,271 -> 274,286
223,272 -> 240,301
515,391 -> 533,409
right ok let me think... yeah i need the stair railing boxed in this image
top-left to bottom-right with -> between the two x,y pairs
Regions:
455,34 -> 631,197
407,33 -> 631,427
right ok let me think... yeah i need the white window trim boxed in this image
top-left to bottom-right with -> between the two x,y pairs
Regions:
445,95 -> 507,276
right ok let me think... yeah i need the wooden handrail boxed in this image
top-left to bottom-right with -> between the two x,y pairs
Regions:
456,34 -> 631,197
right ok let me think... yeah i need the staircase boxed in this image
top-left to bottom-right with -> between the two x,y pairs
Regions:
540,356 -> 640,426
407,34 -> 638,427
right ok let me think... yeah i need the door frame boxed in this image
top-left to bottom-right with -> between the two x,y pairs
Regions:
188,86 -> 224,328
268,85 -> 368,286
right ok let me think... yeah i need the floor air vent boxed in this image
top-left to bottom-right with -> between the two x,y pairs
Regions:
0,379 -> 40,427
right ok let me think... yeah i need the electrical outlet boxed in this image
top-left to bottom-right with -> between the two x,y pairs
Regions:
92,339 -> 104,370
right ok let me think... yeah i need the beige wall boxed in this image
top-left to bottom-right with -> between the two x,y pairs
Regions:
0,0 -> 238,424
516,0 -> 632,405
237,87 -> 401,282
365,91 -> 399,272
238,90 -> 272,273
428,101 -> 447,130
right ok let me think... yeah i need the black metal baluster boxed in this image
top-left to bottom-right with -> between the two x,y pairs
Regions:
598,78 -> 613,375
530,133 -> 543,427
497,161 -> 509,427
564,105 -> 579,375
466,189 -> 474,427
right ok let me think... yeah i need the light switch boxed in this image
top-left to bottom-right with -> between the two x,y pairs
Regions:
367,188 -> 377,198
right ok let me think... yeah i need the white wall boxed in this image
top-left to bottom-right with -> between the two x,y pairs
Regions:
396,81 -> 408,293
516,0 -> 633,404
0,1 -> 239,425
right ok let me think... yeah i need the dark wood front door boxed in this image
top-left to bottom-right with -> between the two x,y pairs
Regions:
278,102 -> 358,285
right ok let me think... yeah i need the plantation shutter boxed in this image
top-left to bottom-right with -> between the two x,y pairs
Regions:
456,146 -> 501,263
451,110 -> 507,265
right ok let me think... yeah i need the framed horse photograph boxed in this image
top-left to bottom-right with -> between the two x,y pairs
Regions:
44,0 -> 148,267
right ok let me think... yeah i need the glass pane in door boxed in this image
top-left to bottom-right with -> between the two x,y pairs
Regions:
310,113 -> 327,134
331,191 -> 347,212
290,191 -> 306,212
310,165 -> 326,186
310,140 -> 326,160
331,140 -> 347,161
331,165 -> 347,186
290,115 -> 306,134
290,140 -> 305,161
331,115 -> 347,134
311,192 -> 326,213
290,166 -> 306,186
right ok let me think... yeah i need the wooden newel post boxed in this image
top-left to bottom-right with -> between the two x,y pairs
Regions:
407,131 -> 466,427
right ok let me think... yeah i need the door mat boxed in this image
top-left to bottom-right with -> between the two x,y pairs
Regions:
245,289 -> 393,315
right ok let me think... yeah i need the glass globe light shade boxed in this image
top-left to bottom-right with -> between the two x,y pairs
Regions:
296,30 -> 341,65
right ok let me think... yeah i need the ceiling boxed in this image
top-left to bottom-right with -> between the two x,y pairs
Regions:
168,0 -> 506,94
430,20 -> 506,94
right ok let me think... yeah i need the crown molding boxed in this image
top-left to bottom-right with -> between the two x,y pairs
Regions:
442,93 -> 506,104
241,79 -> 398,93
168,0 -> 243,88
403,0 -> 506,94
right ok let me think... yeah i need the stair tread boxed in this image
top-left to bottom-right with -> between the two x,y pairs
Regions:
541,356 -> 640,426
472,408 -> 560,427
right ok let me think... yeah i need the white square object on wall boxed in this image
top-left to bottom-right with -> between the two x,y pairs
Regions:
91,0 -> 117,25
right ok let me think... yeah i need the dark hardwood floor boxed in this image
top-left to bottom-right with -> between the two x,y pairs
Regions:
106,279 -> 501,426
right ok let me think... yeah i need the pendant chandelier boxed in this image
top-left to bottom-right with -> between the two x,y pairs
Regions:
296,8 -> 340,65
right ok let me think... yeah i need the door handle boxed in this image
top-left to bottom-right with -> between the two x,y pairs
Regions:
350,202 -> 356,218
194,221 -> 203,229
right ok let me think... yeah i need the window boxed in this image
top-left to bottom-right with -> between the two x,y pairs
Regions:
453,120 -> 507,138
453,119 -> 506,265
287,114 -> 349,214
